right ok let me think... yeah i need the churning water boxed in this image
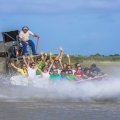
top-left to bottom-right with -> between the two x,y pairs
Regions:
0,74 -> 120,102
0,66 -> 120,120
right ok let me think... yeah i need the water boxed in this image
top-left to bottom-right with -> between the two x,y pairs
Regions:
0,66 -> 120,120
1,100 -> 120,120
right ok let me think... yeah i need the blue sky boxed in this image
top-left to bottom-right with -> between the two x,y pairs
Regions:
0,0 -> 120,55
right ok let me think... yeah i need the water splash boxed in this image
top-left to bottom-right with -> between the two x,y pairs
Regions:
0,75 -> 119,102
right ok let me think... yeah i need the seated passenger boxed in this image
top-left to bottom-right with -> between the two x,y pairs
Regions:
60,70 -> 67,79
74,67 -> 85,80
62,63 -> 68,71
19,26 -> 40,55
83,67 -> 94,80
36,58 -> 45,69
41,67 -> 50,79
41,60 -> 54,79
75,63 -> 81,69
11,63 -> 28,76
23,55 -> 38,78
90,64 -> 102,77
36,67 -> 42,77
66,70 -> 75,80
50,68 -> 61,80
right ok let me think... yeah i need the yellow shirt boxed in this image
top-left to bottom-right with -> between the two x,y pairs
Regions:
17,68 -> 28,76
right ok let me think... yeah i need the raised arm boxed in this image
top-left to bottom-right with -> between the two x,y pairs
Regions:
48,60 -> 54,72
11,63 -> 19,70
44,53 -> 48,62
67,54 -> 71,65
41,52 -> 45,61
23,55 -> 29,68
59,58 -> 63,70
56,47 -> 63,60
49,52 -> 53,62
29,54 -> 34,63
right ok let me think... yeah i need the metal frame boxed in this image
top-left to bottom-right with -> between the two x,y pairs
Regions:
2,30 -> 19,43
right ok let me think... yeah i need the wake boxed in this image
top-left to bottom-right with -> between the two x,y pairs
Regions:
4,75 -> 120,101
0,73 -> 119,102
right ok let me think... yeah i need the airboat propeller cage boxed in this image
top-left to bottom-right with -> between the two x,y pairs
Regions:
0,30 -> 19,73
2,30 -> 19,43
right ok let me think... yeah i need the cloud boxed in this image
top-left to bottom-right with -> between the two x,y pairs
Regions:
0,0 -> 120,15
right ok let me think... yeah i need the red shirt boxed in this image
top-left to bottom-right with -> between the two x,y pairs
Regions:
74,72 -> 83,77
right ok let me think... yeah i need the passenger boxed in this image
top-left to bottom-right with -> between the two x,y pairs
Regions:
41,67 -> 50,79
54,59 -> 60,69
62,63 -> 67,71
49,70 -> 53,75
50,68 -> 61,80
41,60 -> 53,79
45,58 -> 50,63
51,65 -> 56,70
45,58 -> 51,67
23,55 -> 38,78
11,63 -> 28,76
75,63 -> 81,69
66,65 -> 75,74
36,66 -> 42,77
66,70 -> 75,80
74,67 -> 85,80
36,57 -> 42,64
36,58 -> 44,69
75,63 -> 84,72
90,64 -> 102,77
67,65 -> 72,71
44,65 -> 49,69
53,48 -> 63,69
84,68 -> 94,80
51,63 -> 61,74
60,70 -> 67,79
19,26 -> 40,55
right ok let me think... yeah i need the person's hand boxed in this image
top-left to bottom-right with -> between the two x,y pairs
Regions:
45,53 -> 47,56
67,54 -> 70,58
23,55 -> 25,59
59,47 -> 63,51
59,59 -> 62,62
50,52 -> 52,56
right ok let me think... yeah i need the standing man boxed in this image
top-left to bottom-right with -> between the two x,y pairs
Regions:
19,26 -> 40,55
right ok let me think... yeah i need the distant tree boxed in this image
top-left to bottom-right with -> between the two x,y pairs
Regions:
114,54 -> 120,56
95,53 -> 101,56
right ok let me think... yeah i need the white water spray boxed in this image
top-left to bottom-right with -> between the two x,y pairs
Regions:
7,75 -> 120,101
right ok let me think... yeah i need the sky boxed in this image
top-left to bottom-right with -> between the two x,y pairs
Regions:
0,0 -> 120,55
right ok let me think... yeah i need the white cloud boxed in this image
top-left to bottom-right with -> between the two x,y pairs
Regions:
0,0 -> 120,15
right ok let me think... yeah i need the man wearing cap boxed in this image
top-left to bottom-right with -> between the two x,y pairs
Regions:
19,26 -> 40,55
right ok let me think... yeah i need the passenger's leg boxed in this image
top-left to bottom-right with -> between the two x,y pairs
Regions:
28,40 -> 36,54
21,41 -> 28,55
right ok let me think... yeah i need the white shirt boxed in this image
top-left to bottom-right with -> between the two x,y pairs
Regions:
27,67 -> 37,78
42,72 -> 50,79
19,30 -> 34,41
58,69 -> 61,74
